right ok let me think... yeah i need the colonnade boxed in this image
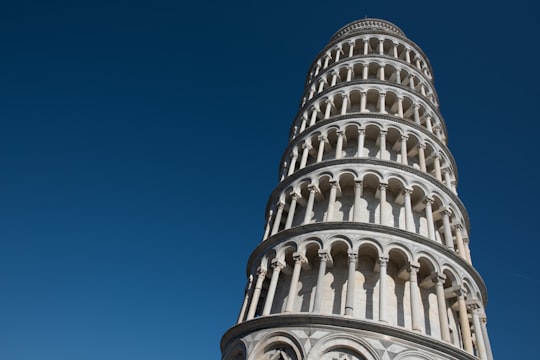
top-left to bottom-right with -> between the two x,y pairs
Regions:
284,123 -> 456,193
305,60 -> 437,107
263,174 -> 470,262
238,243 -> 490,359
310,35 -> 432,83
295,87 -> 444,141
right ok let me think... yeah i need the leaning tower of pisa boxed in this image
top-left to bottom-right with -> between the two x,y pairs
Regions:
221,18 -> 493,360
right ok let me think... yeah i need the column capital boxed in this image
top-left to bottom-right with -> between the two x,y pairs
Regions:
271,259 -> 286,270
379,182 -> 388,190
354,180 -> 363,187
442,208 -> 453,216
380,129 -> 388,135
407,261 -> 420,272
289,192 -> 301,200
329,180 -> 338,187
423,197 -> 434,205
318,134 -> 327,142
452,223 -> 464,231
292,252 -> 307,264
318,249 -> 332,262
357,128 -> 365,134
347,251 -> 358,262
402,188 -> 413,196
307,184 -> 319,193
256,267 -> 267,277
336,129 -> 344,136
400,134 -> 408,141
378,256 -> 389,266
302,143 -> 312,150
276,201 -> 285,209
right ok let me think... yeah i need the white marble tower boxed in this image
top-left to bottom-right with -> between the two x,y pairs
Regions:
221,18 -> 493,360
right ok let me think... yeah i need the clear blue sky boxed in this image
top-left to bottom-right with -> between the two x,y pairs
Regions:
0,1 -> 537,359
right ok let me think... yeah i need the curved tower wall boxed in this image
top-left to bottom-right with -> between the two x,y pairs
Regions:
221,19 -> 493,360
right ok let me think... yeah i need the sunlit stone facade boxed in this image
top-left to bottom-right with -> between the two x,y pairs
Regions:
221,18 -> 493,360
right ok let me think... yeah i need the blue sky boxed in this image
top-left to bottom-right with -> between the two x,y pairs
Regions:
0,1 -> 537,359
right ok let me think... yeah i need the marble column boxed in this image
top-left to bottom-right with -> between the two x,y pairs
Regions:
284,193 -> 300,229
353,180 -> 363,222
237,275 -> 253,323
357,129 -> 365,157
326,181 -> 338,221
317,135 -> 326,162
303,185 -> 317,224
400,135 -> 408,165
313,250 -> 331,313
434,274 -> 451,342
379,183 -> 388,226
403,188 -> 414,232
344,251 -> 357,316
378,257 -> 389,322
285,253 -> 307,312
456,289 -> 473,354
442,210 -> 454,249
271,202 -> 285,235
471,305 -> 488,360
408,264 -> 422,332
423,197 -> 435,240
246,268 -> 267,320
262,260 -> 286,316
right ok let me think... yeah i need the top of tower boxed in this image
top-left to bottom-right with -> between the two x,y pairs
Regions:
330,18 -> 405,41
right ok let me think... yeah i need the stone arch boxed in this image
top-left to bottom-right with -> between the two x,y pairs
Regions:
355,241 -> 382,320
387,247 -> 412,327
308,333 -> 380,360
416,254 -> 439,337
250,331 -> 304,360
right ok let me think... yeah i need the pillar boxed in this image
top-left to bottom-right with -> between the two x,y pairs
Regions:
424,197 -> 436,241
471,305 -> 488,360
326,181 -> 338,221
285,253 -> 306,312
457,290 -> 473,354
442,210 -> 454,249
271,202 -> 284,235
303,185 -> 317,224
403,188 -> 414,232
454,224 -> 467,260
378,257 -> 389,322
379,183 -> 388,226
246,268 -> 267,320
284,193 -> 300,229
434,274 -> 451,342
287,152 -> 298,176
418,143 -> 426,172
408,264 -> 422,332
299,143 -> 311,169
353,180 -> 363,221
344,251 -> 357,316
400,135 -> 408,165
360,92 -> 367,112
313,250 -> 330,312
317,135 -> 326,162
335,130 -> 344,159
262,260 -> 285,315
357,128 -> 365,157
237,275 -> 253,323
379,130 -> 387,160
262,210 -> 273,240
